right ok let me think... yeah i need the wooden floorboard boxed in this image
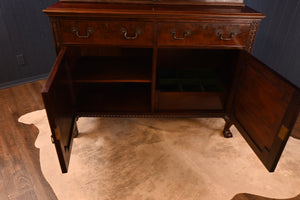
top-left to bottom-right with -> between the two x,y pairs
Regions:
0,171 -> 9,200
0,80 -> 57,200
0,80 -> 299,200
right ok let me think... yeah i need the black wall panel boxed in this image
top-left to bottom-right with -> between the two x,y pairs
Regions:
0,0 -> 58,88
245,0 -> 300,87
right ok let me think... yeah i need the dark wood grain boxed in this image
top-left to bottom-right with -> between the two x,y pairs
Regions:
44,2 -> 264,19
60,20 -> 154,46
42,47 -> 77,173
156,91 -> 225,110
234,61 -> 293,150
151,47 -> 158,112
231,51 -> 299,172
157,22 -> 251,48
75,83 -> 151,113
72,56 -> 152,83
60,0 -> 244,5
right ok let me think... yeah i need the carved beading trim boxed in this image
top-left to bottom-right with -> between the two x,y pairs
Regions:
76,112 -> 225,118
246,21 -> 259,53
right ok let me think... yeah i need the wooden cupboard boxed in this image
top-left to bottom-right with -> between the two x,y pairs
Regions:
42,1 -> 300,173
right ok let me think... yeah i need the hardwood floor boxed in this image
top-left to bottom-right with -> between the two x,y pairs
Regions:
0,80 -> 299,200
0,80 -> 57,200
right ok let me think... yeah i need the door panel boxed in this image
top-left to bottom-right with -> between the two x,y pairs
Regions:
232,51 -> 299,172
41,47 -> 77,173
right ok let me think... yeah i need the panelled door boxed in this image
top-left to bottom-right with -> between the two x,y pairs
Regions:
231,51 -> 299,172
42,47 -> 77,173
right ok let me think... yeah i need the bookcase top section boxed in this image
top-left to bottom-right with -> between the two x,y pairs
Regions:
59,0 -> 244,5
44,2 -> 264,19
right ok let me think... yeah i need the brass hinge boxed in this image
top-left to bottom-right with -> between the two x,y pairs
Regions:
278,125 -> 289,141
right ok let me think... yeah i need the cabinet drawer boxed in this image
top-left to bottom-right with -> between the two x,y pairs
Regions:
157,22 -> 250,47
60,20 -> 153,46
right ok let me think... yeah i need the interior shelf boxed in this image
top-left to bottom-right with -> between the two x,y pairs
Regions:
72,56 -> 152,83
155,58 -> 229,111
69,48 -> 238,113
75,83 -> 151,113
156,91 -> 225,111
157,68 -> 225,92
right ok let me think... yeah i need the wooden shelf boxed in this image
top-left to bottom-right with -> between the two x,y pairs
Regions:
157,68 -> 225,92
156,91 -> 225,111
72,56 -> 152,83
156,68 -> 226,111
75,84 -> 151,113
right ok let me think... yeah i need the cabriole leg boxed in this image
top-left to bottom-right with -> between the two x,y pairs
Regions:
223,115 -> 233,138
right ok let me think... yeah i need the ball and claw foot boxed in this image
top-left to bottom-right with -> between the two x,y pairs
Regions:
223,115 -> 233,138
74,129 -> 79,138
223,129 -> 233,138
73,122 -> 79,138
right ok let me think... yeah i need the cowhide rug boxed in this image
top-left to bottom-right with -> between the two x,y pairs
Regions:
18,109 -> 300,200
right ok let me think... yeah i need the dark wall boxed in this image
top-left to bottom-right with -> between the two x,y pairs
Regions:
0,0 -> 57,89
0,1 -> 299,88
244,0 -> 300,87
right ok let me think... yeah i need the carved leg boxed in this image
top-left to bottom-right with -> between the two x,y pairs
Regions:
223,116 -> 233,138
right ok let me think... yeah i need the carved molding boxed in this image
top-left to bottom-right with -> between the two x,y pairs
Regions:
246,21 -> 259,53
77,112 -> 225,118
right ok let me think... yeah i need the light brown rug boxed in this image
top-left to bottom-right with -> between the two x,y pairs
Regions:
18,110 -> 300,200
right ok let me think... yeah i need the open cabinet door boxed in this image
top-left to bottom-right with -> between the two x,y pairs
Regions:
231,51 -> 299,172
41,47 -> 77,173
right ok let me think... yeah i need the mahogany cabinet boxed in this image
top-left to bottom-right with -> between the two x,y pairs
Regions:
42,1 -> 300,173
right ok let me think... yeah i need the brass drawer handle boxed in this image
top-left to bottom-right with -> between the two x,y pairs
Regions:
71,27 -> 93,39
170,30 -> 191,40
217,31 -> 236,41
120,28 -> 141,40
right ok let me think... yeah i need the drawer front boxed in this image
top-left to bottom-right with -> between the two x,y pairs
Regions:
60,20 -> 153,46
157,22 -> 251,47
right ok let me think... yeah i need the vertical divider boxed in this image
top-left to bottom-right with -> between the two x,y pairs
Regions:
151,47 -> 158,112
151,22 -> 158,112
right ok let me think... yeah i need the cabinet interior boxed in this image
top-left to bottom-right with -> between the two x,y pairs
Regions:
64,46 -> 239,115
